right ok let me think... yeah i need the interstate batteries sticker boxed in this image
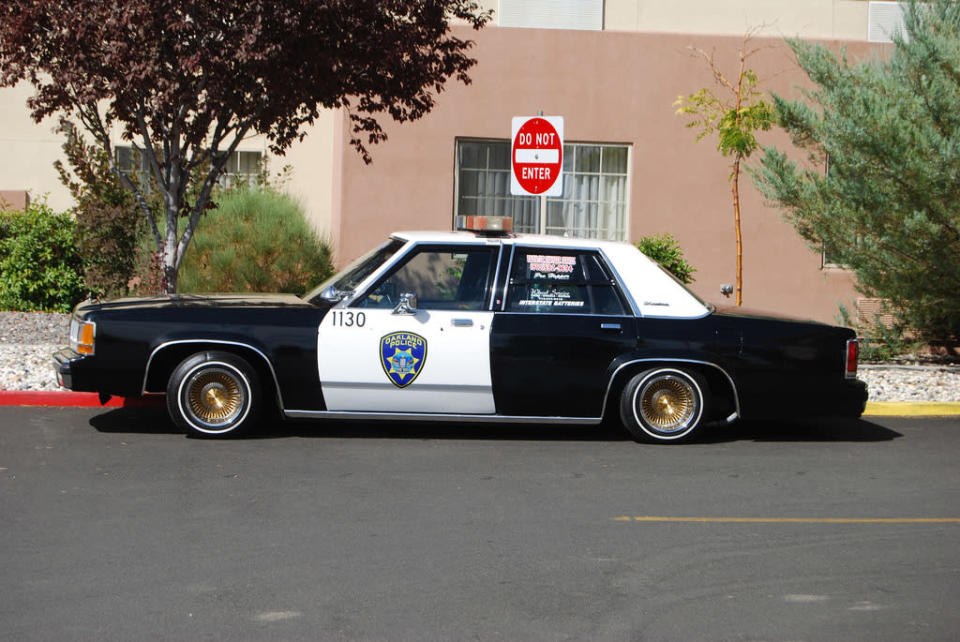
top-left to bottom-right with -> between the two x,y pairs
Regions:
380,332 -> 427,388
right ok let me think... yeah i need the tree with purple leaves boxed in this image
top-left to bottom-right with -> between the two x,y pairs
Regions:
0,1 -> 491,292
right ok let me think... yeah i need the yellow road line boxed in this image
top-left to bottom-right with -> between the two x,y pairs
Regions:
864,401 -> 960,416
613,516 -> 960,523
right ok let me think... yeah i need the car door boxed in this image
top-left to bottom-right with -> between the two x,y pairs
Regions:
490,245 -> 638,418
318,243 -> 500,414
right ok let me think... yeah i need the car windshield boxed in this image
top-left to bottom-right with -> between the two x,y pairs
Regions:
304,237 -> 406,304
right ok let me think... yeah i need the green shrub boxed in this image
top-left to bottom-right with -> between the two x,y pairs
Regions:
55,119 -> 151,298
178,187 -> 334,295
635,233 -> 697,285
76,200 -> 152,297
0,201 -> 86,312
836,304 -> 923,362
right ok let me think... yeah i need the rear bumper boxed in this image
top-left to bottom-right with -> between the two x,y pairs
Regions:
833,378 -> 870,418
741,377 -> 869,420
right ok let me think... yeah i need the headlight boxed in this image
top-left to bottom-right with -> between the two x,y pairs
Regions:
70,318 -> 96,355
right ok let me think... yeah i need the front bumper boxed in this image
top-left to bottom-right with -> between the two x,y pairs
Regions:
53,347 -> 85,390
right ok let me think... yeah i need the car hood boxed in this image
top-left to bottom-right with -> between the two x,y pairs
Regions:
75,293 -> 315,314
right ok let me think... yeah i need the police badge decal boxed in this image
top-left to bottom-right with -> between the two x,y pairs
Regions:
379,332 -> 428,388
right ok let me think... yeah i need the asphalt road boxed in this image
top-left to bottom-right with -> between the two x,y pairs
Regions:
1,407 -> 958,641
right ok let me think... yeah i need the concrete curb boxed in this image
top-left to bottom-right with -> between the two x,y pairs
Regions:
863,401 -> 960,417
0,391 -> 958,417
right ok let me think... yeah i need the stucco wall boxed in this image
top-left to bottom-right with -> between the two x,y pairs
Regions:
331,25 -> 880,324
603,0 -> 870,39
280,111 -> 338,240
0,190 -> 29,211
476,0 -> 873,40
0,83 -> 71,212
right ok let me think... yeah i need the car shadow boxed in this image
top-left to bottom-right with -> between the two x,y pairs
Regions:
698,417 -> 902,443
267,418 -> 631,442
89,406 -> 181,435
89,407 -> 901,443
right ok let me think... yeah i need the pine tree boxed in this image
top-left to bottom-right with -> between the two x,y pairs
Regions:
754,0 -> 960,342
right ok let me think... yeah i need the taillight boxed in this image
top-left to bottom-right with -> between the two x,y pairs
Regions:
844,339 -> 859,379
70,318 -> 96,355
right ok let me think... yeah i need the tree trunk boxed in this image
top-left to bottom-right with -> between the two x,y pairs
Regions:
163,197 -> 179,295
732,153 -> 743,307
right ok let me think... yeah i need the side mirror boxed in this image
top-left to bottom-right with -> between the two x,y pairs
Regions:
319,285 -> 350,303
392,292 -> 418,315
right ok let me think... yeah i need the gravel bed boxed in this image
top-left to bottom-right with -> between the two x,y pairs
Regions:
0,311 -> 70,344
1,311 -> 959,401
0,311 -> 71,392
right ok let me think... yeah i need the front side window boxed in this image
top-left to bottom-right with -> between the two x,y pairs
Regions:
455,139 -> 630,241
355,245 -> 498,311
305,238 -> 405,303
504,248 -> 626,315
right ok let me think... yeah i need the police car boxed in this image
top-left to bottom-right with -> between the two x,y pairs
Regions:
54,217 -> 867,442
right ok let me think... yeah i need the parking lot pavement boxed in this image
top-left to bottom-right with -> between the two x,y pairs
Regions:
1,407 -> 958,641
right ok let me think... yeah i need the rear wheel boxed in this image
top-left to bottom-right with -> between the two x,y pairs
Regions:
620,367 -> 708,443
166,351 -> 261,438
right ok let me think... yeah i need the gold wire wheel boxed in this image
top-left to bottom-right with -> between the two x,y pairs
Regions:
638,374 -> 697,433
184,367 -> 245,427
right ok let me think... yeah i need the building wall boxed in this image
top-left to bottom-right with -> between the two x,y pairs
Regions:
331,25 -> 878,323
0,83 -> 280,216
0,83 -> 72,212
260,112 -> 338,240
477,0 -> 875,39
0,190 -> 29,211
603,0 -> 871,39
0,7 -> 887,324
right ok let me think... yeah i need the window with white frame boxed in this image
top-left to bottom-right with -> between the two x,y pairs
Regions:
115,146 -> 263,189
455,139 -> 630,241
868,1 -> 908,43
498,0 -> 603,31
218,150 -> 263,189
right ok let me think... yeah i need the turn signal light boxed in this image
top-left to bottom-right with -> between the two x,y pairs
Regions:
71,319 -> 96,355
844,339 -> 859,379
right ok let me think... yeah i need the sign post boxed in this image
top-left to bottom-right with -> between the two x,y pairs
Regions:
510,116 -> 564,197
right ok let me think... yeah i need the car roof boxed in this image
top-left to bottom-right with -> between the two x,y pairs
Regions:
389,230 -> 711,319
391,230 -> 631,251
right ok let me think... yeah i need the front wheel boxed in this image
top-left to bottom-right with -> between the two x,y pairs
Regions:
620,367 -> 709,443
166,351 -> 261,438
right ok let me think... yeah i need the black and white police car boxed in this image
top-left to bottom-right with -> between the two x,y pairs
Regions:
55,216 -> 867,442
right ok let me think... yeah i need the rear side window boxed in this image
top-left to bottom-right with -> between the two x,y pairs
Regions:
504,248 -> 626,315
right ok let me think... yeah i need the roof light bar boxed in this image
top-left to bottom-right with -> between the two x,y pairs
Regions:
456,215 -> 513,236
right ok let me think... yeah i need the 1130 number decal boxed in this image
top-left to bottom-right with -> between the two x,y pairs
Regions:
330,310 -> 366,327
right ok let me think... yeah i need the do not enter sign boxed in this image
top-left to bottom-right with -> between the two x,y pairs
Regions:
511,116 -> 564,196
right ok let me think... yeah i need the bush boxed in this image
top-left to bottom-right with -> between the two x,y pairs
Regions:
836,304 -> 923,362
55,119 -> 150,298
635,233 -> 697,284
76,200 -> 152,297
0,201 -> 86,312
178,187 -> 334,295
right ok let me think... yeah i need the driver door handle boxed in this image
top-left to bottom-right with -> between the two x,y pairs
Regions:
452,318 -> 474,327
